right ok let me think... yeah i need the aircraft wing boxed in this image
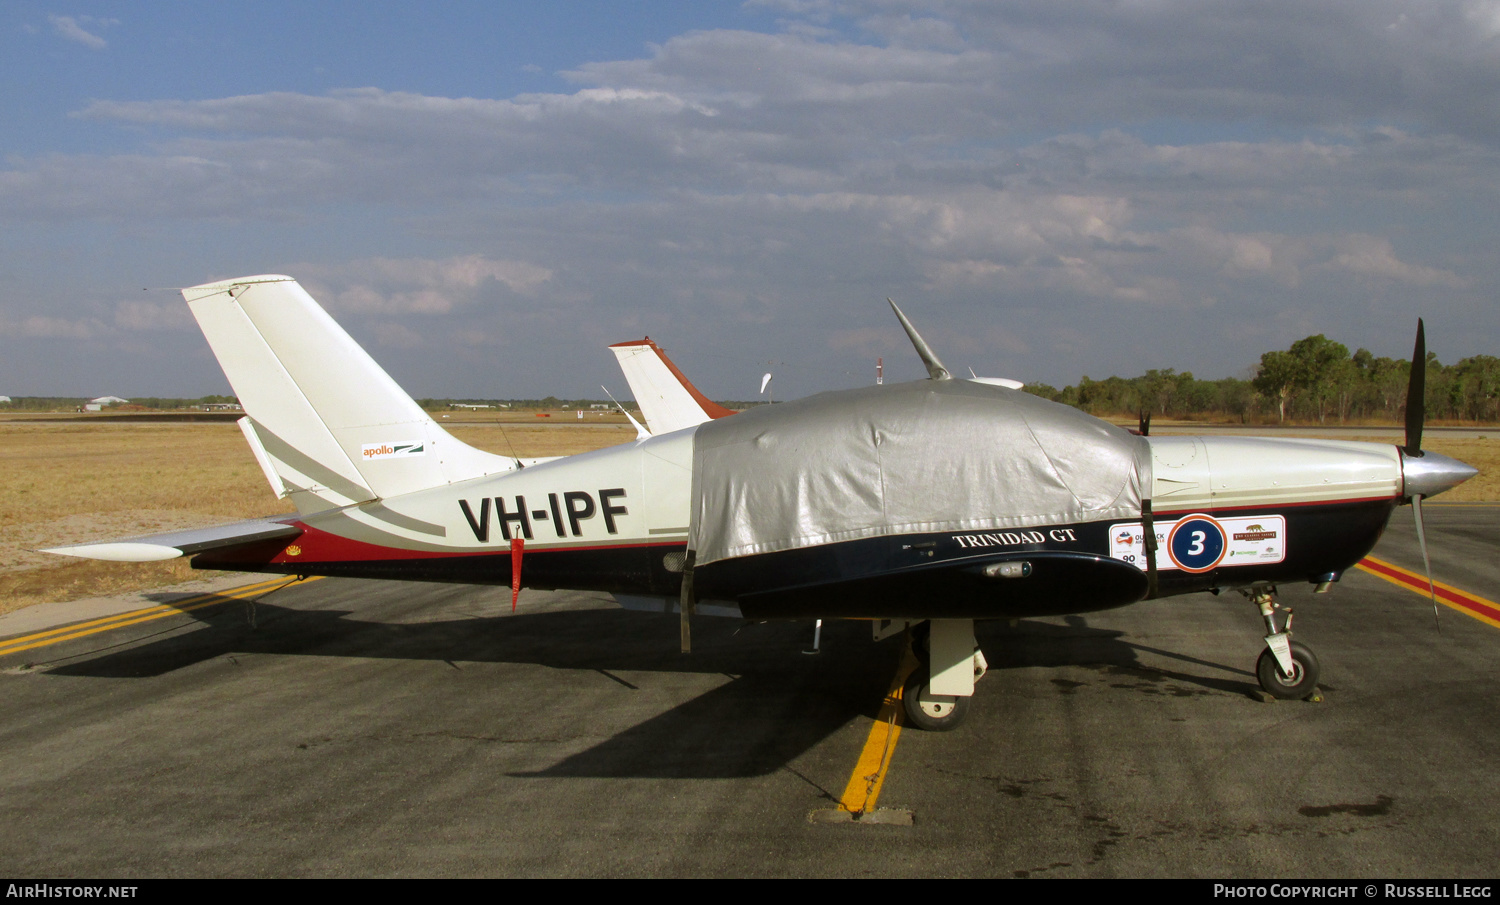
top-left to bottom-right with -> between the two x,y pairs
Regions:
41,517 -> 302,563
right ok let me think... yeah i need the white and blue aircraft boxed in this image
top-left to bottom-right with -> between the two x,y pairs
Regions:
46,276 -> 1477,729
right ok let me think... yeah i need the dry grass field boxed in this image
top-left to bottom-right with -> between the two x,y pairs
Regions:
1,416 -> 1494,619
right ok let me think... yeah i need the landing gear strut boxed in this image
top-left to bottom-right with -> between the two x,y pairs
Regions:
1244,584 -> 1321,700
902,619 -> 987,731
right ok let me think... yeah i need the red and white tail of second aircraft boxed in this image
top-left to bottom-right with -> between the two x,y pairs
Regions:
608,338 -> 734,435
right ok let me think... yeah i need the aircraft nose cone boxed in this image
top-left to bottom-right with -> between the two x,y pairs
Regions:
1402,450 -> 1480,500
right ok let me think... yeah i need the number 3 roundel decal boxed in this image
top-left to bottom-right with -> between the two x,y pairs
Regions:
1166,514 -> 1227,573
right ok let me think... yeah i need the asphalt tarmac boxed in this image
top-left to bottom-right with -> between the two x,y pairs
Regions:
1,504 -> 1496,878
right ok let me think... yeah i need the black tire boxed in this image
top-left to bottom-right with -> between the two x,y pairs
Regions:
901,668 -> 972,731
1256,641 -> 1320,700
908,621 -> 931,667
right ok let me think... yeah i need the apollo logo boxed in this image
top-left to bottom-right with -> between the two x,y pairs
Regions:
362,442 -> 426,459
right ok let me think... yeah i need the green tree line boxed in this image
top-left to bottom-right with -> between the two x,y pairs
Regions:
1024,337 -> 1499,425
6,341 -> 1494,425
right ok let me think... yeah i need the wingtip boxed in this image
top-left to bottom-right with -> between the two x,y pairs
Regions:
40,542 -> 184,562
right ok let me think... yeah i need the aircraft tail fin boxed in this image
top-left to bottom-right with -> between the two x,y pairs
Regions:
184,275 -> 514,514
608,337 -> 733,435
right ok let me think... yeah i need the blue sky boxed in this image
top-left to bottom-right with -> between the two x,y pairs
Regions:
3,1 -> 1497,400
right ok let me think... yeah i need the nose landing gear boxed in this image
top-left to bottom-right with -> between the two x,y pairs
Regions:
1243,584 -> 1321,700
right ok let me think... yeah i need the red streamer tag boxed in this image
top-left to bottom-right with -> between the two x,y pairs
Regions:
510,537 -> 524,612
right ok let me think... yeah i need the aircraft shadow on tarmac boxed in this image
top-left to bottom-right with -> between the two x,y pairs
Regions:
41,592 -> 1258,779
519,622 -> 1260,780
979,616 -> 1261,697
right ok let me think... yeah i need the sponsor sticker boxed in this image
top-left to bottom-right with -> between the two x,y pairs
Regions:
1167,514 -> 1227,573
1108,514 -> 1285,573
362,442 -> 426,460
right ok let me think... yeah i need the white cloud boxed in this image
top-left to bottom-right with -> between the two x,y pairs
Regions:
1322,235 -> 1469,288
298,255 -> 554,319
1463,0 -> 1500,37
4,3 -> 1499,395
3,314 -> 103,339
369,322 -> 425,349
113,299 -> 193,332
48,15 -> 109,50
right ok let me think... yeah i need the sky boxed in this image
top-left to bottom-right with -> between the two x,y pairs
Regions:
2,1 -> 1497,402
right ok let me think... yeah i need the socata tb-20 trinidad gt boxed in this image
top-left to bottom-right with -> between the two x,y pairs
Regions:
47,275 -> 1477,730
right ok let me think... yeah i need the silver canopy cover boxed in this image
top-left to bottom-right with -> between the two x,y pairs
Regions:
689,379 -> 1151,566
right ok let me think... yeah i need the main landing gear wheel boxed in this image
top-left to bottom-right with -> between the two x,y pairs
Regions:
902,668 -> 971,732
1256,641 -> 1320,700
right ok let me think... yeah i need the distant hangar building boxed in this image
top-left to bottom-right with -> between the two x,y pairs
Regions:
84,395 -> 129,412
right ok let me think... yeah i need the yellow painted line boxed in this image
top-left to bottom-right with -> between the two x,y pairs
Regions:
1356,556 -> 1500,631
837,647 -> 920,815
0,575 -> 322,658
0,575 -> 296,645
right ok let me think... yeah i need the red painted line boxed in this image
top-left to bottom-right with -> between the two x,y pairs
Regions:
1357,556 -> 1500,628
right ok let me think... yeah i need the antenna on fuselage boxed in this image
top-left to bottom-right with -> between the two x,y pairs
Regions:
887,299 -> 952,381
602,385 -> 650,441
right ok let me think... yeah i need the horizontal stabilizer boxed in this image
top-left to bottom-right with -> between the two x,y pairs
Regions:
41,518 -> 302,563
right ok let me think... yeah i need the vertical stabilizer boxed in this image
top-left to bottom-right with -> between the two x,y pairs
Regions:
609,337 -> 733,435
184,275 -> 514,513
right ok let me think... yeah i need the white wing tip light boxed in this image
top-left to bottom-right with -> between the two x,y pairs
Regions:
41,542 -> 186,563
41,519 -> 302,564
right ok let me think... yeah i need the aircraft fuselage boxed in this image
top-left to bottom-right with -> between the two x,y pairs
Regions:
194,410 -> 1412,621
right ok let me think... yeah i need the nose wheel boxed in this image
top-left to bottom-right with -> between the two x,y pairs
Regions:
1256,640 -> 1320,700
1243,585 -> 1322,700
